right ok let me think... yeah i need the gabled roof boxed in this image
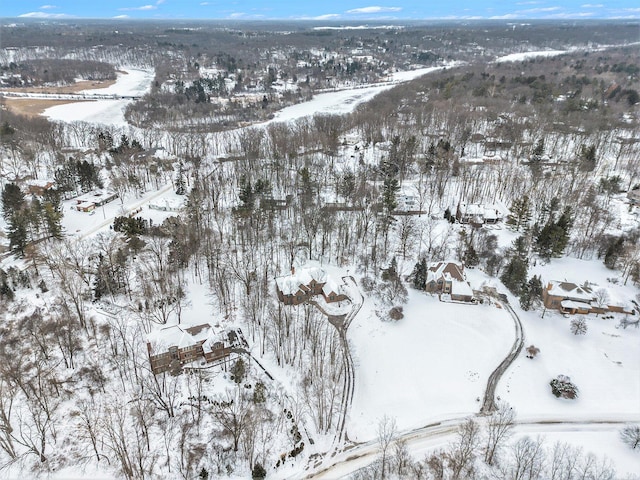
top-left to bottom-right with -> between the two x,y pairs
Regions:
458,202 -> 503,220
275,275 -> 308,296
147,323 -> 217,354
546,281 -> 594,302
427,262 -> 465,283
451,279 -> 474,297
275,267 -> 328,296
322,278 -> 343,296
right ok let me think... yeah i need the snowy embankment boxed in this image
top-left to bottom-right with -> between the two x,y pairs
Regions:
346,287 -> 514,441
43,68 -> 154,126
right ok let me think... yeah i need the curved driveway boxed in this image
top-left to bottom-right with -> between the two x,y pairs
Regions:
480,299 -> 525,414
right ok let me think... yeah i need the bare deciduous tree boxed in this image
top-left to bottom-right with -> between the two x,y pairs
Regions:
448,418 -> 480,480
484,401 -> 516,465
377,414 -> 397,480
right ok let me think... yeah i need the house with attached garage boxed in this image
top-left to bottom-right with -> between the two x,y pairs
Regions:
275,266 -> 348,306
425,261 -> 475,303
542,280 -> 635,315
146,323 -> 247,375
455,201 -> 504,226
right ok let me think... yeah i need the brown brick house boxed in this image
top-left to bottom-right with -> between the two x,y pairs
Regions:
275,267 -> 348,305
425,261 -> 475,303
542,280 -> 634,315
146,323 -> 247,375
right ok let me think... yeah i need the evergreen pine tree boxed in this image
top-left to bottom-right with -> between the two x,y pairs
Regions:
532,138 -> 545,158
7,213 -> 28,256
527,275 -> 543,303
238,176 -> 254,211
382,175 -> 399,212
500,256 -> 528,295
1,183 -> 25,220
175,163 -> 186,195
507,195 -> 531,232
412,258 -> 427,290
519,280 -> 532,310
464,242 -> 479,267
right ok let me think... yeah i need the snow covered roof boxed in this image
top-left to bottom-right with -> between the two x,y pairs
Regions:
547,281 -> 594,302
275,275 -> 308,296
458,202 -> 504,220
451,279 -> 474,298
275,267 -> 328,295
427,262 -> 465,283
147,323 -> 217,354
561,300 -> 592,310
76,189 -> 118,204
322,278 -> 343,296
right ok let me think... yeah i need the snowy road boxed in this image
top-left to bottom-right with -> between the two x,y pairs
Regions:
304,417 -> 640,479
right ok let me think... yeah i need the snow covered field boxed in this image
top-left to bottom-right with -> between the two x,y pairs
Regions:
43,68 -> 154,126
494,50 -> 569,63
268,66 -> 447,123
347,287 -> 515,441
498,256 -> 640,422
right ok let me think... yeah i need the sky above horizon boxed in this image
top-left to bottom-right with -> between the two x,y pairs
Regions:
2,1 -> 640,21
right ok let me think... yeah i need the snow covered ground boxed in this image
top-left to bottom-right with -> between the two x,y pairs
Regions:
494,50 -> 569,63
346,286 -> 515,441
498,256 -> 640,423
43,68 -> 154,126
267,66 -> 447,124
61,185 -> 183,240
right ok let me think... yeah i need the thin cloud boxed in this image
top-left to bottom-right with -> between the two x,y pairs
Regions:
313,13 -> 341,20
519,7 -> 562,13
19,11 -> 73,18
118,4 -> 157,11
39,4 -> 58,9
581,3 -> 603,7
346,6 -> 402,14
113,14 -> 130,18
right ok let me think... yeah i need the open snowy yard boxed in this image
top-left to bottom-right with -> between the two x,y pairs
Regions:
347,288 -> 515,441
495,256 -> 640,421
498,306 -> 640,421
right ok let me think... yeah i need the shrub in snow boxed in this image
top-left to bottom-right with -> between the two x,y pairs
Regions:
252,463 -> 266,479
526,345 -> 540,359
570,317 -> 587,335
550,375 -> 579,399
389,306 -> 404,321
360,276 -> 376,292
